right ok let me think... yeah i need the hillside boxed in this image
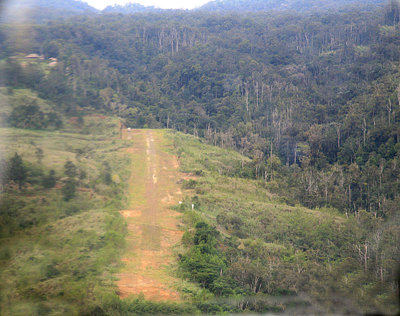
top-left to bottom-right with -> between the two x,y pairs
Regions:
0,0 -> 97,24
1,2 -> 399,216
198,0 -> 387,12
0,0 -> 399,314
0,98 -> 130,313
169,131 -> 398,314
103,3 -> 164,14
1,118 -> 397,313
6,0 -> 96,12
0,0 -> 388,22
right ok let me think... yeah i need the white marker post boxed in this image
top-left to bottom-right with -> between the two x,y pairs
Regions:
191,204 -> 194,210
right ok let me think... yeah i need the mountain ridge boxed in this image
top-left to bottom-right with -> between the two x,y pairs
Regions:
198,0 -> 387,12
102,3 -> 164,14
5,0 -> 97,12
1,0 -> 98,23
102,0 -> 387,13
0,0 -> 388,22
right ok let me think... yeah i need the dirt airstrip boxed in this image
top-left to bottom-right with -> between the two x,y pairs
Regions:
116,129 -> 184,301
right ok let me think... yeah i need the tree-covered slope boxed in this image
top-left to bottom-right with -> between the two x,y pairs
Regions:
102,3 -> 165,14
0,0 -> 98,24
171,131 -> 399,314
198,0 -> 386,12
1,2 -> 399,216
6,0 -> 96,12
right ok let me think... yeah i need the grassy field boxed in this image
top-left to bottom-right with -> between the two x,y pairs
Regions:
0,116 -> 132,315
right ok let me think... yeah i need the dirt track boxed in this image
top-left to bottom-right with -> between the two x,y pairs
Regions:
117,129 -> 183,301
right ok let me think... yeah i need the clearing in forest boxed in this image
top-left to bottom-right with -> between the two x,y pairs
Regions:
117,129 -> 183,301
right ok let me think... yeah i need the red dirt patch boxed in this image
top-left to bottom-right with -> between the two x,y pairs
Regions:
172,156 -> 179,169
87,114 -> 106,120
69,117 -> 79,125
181,173 -> 197,181
118,274 -> 180,301
120,210 -> 142,217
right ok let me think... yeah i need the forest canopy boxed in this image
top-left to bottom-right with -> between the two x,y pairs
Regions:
1,2 -> 400,215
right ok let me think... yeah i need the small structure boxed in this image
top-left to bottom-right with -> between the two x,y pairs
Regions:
191,204 -> 194,210
127,127 -> 131,132
25,53 -> 44,60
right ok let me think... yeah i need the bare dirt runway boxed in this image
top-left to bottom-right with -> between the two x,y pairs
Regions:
117,129 -> 183,301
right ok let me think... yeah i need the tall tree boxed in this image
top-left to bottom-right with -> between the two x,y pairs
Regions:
8,153 -> 27,189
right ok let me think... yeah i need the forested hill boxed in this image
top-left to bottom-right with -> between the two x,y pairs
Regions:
199,0 -> 387,12
1,1 -> 400,216
102,3 -> 164,14
101,0 -> 387,14
1,0 -> 389,22
0,0 -> 98,23
8,0 -> 96,12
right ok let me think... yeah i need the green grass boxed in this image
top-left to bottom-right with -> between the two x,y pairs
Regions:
0,125 -> 130,178
0,117 -> 131,315
0,88 -> 54,122
169,131 -> 345,243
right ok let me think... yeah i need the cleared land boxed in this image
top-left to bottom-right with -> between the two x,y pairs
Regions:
117,129 -> 183,301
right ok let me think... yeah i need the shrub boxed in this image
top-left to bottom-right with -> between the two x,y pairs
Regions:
62,179 -> 76,201
42,170 -> 56,189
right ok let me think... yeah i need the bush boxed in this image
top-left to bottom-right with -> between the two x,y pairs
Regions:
182,179 -> 197,189
7,153 -> 27,189
180,222 -> 226,289
9,102 -> 45,129
42,170 -> 56,189
62,180 -> 76,201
